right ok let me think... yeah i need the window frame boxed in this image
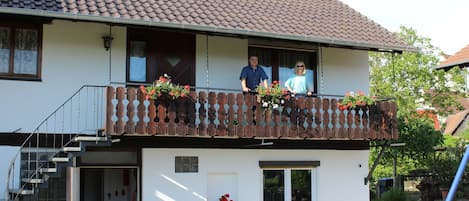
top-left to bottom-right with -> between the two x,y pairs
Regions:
0,22 -> 42,81
261,167 -> 318,201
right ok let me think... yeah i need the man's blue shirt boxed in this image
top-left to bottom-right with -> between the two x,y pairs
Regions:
239,65 -> 269,90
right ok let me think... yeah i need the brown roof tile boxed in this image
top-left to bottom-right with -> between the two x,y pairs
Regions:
439,44 -> 469,69
444,110 -> 469,135
0,0 -> 413,51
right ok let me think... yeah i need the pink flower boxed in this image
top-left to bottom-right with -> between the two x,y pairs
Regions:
357,90 -> 365,96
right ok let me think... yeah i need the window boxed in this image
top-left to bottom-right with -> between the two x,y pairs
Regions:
249,47 -> 317,93
175,156 -> 198,173
129,41 -> 147,82
126,29 -> 195,86
0,24 -> 41,80
260,161 -> 319,201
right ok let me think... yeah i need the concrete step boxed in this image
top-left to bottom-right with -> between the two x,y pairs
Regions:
21,178 -> 44,184
39,168 -> 56,173
9,188 -> 34,195
62,147 -> 81,152
73,136 -> 107,142
50,157 -> 69,163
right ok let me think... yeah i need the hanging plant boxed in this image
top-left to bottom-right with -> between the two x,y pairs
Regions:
140,74 -> 190,100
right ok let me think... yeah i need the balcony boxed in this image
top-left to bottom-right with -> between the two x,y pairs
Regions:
105,87 -> 398,140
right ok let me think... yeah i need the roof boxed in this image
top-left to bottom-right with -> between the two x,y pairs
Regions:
444,110 -> 469,135
0,0 -> 415,52
438,44 -> 469,69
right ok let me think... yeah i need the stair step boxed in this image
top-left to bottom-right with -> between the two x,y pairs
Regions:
21,148 -> 60,153
21,178 -> 44,184
39,168 -> 56,173
50,157 -> 69,163
62,147 -> 81,152
73,136 -> 107,142
9,188 -> 34,195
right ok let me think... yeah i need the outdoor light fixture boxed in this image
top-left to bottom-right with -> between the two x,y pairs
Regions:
102,35 -> 113,51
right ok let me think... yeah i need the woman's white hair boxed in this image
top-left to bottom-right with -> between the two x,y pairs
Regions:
294,61 -> 306,75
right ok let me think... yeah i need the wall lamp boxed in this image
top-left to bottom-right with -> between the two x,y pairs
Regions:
102,35 -> 113,51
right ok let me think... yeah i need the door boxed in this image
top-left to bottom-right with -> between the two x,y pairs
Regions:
81,168 -> 138,201
127,28 -> 195,86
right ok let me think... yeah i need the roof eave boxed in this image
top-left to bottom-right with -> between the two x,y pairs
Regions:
437,59 -> 469,70
0,7 -> 417,53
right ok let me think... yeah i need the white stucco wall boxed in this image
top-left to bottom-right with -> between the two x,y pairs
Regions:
196,35 -> 248,91
0,146 -> 20,200
0,20 -> 126,133
142,148 -> 369,201
319,47 -> 370,95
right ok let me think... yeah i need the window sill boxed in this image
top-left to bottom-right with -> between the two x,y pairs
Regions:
0,76 -> 42,82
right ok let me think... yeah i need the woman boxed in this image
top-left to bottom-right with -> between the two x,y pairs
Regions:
284,61 -> 313,96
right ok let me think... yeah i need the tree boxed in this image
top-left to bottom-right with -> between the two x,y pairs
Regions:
368,26 -> 466,193
370,26 -> 466,117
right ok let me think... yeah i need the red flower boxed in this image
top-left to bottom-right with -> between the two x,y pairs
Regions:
149,89 -> 156,95
169,92 -> 174,97
159,76 -> 167,82
145,95 -> 151,100
181,93 -> 186,97
140,85 -> 147,94
345,91 -> 351,97
184,85 -> 190,90
357,90 -> 365,96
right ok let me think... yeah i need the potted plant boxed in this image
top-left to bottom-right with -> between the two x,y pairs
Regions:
140,74 -> 190,102
429,145 -> 463,200
256,80 -> 290,110
337,91 -> 376,111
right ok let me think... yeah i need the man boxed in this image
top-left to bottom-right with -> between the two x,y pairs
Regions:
240,55 -> 269,93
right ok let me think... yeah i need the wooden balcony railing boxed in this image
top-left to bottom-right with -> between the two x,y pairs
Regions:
105,87 -> 398,140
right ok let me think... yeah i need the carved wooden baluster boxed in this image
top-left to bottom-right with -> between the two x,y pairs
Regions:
207,92 -> 217,137
390,102 -> 398,139
376,101 -> 384,139
353,107 -> 361,139
368,103 -> 377,140
136,89 -> 147,134
305,97 -> 314,138
338,99 -> 346,138
273,108 -> 281,138
330,99 -> 338,138
280,98 -> 291,138
217,93 -> 227,136
125,88 -> 136,134
105,86 -> 115,135
167,98 -> 177,135
362,105 -> 369,139
382,101 -> 391,139
176,97 -> 187,135
313,97 -> 322,138
236,94 -> 245,138
264,109 -> 272,138
187,91 -> 197,136
148,99 -> 157,135
114,87 -> 126,134
198,92 -> 207,136
346,106 -> 353,139
322,99 -> 330,139
289,98 -> 298,138
255,97 -> 263,138
296,97 -> 306,138
227,93 -> 236,137
244,94 -> 254,138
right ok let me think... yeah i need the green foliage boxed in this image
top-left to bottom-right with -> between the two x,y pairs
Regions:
370,26 -> 466,117
376,188 -> 408,201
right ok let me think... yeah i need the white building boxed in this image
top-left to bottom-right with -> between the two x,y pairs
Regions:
0,0 -> 410,201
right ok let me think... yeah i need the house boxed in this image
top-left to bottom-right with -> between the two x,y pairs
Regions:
0,0 -> 409,201
437,43 -> 469,135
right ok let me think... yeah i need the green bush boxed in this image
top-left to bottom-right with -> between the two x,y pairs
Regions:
377,188 -> 408,201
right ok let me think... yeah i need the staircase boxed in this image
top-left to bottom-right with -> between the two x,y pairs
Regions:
5,85 -> 110,201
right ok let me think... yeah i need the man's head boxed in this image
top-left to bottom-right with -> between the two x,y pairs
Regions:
249,56 -> 258,67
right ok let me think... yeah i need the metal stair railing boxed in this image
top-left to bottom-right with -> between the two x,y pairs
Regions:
4,85 -> 107,201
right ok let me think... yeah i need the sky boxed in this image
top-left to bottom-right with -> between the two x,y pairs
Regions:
340,0 -> 469,55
